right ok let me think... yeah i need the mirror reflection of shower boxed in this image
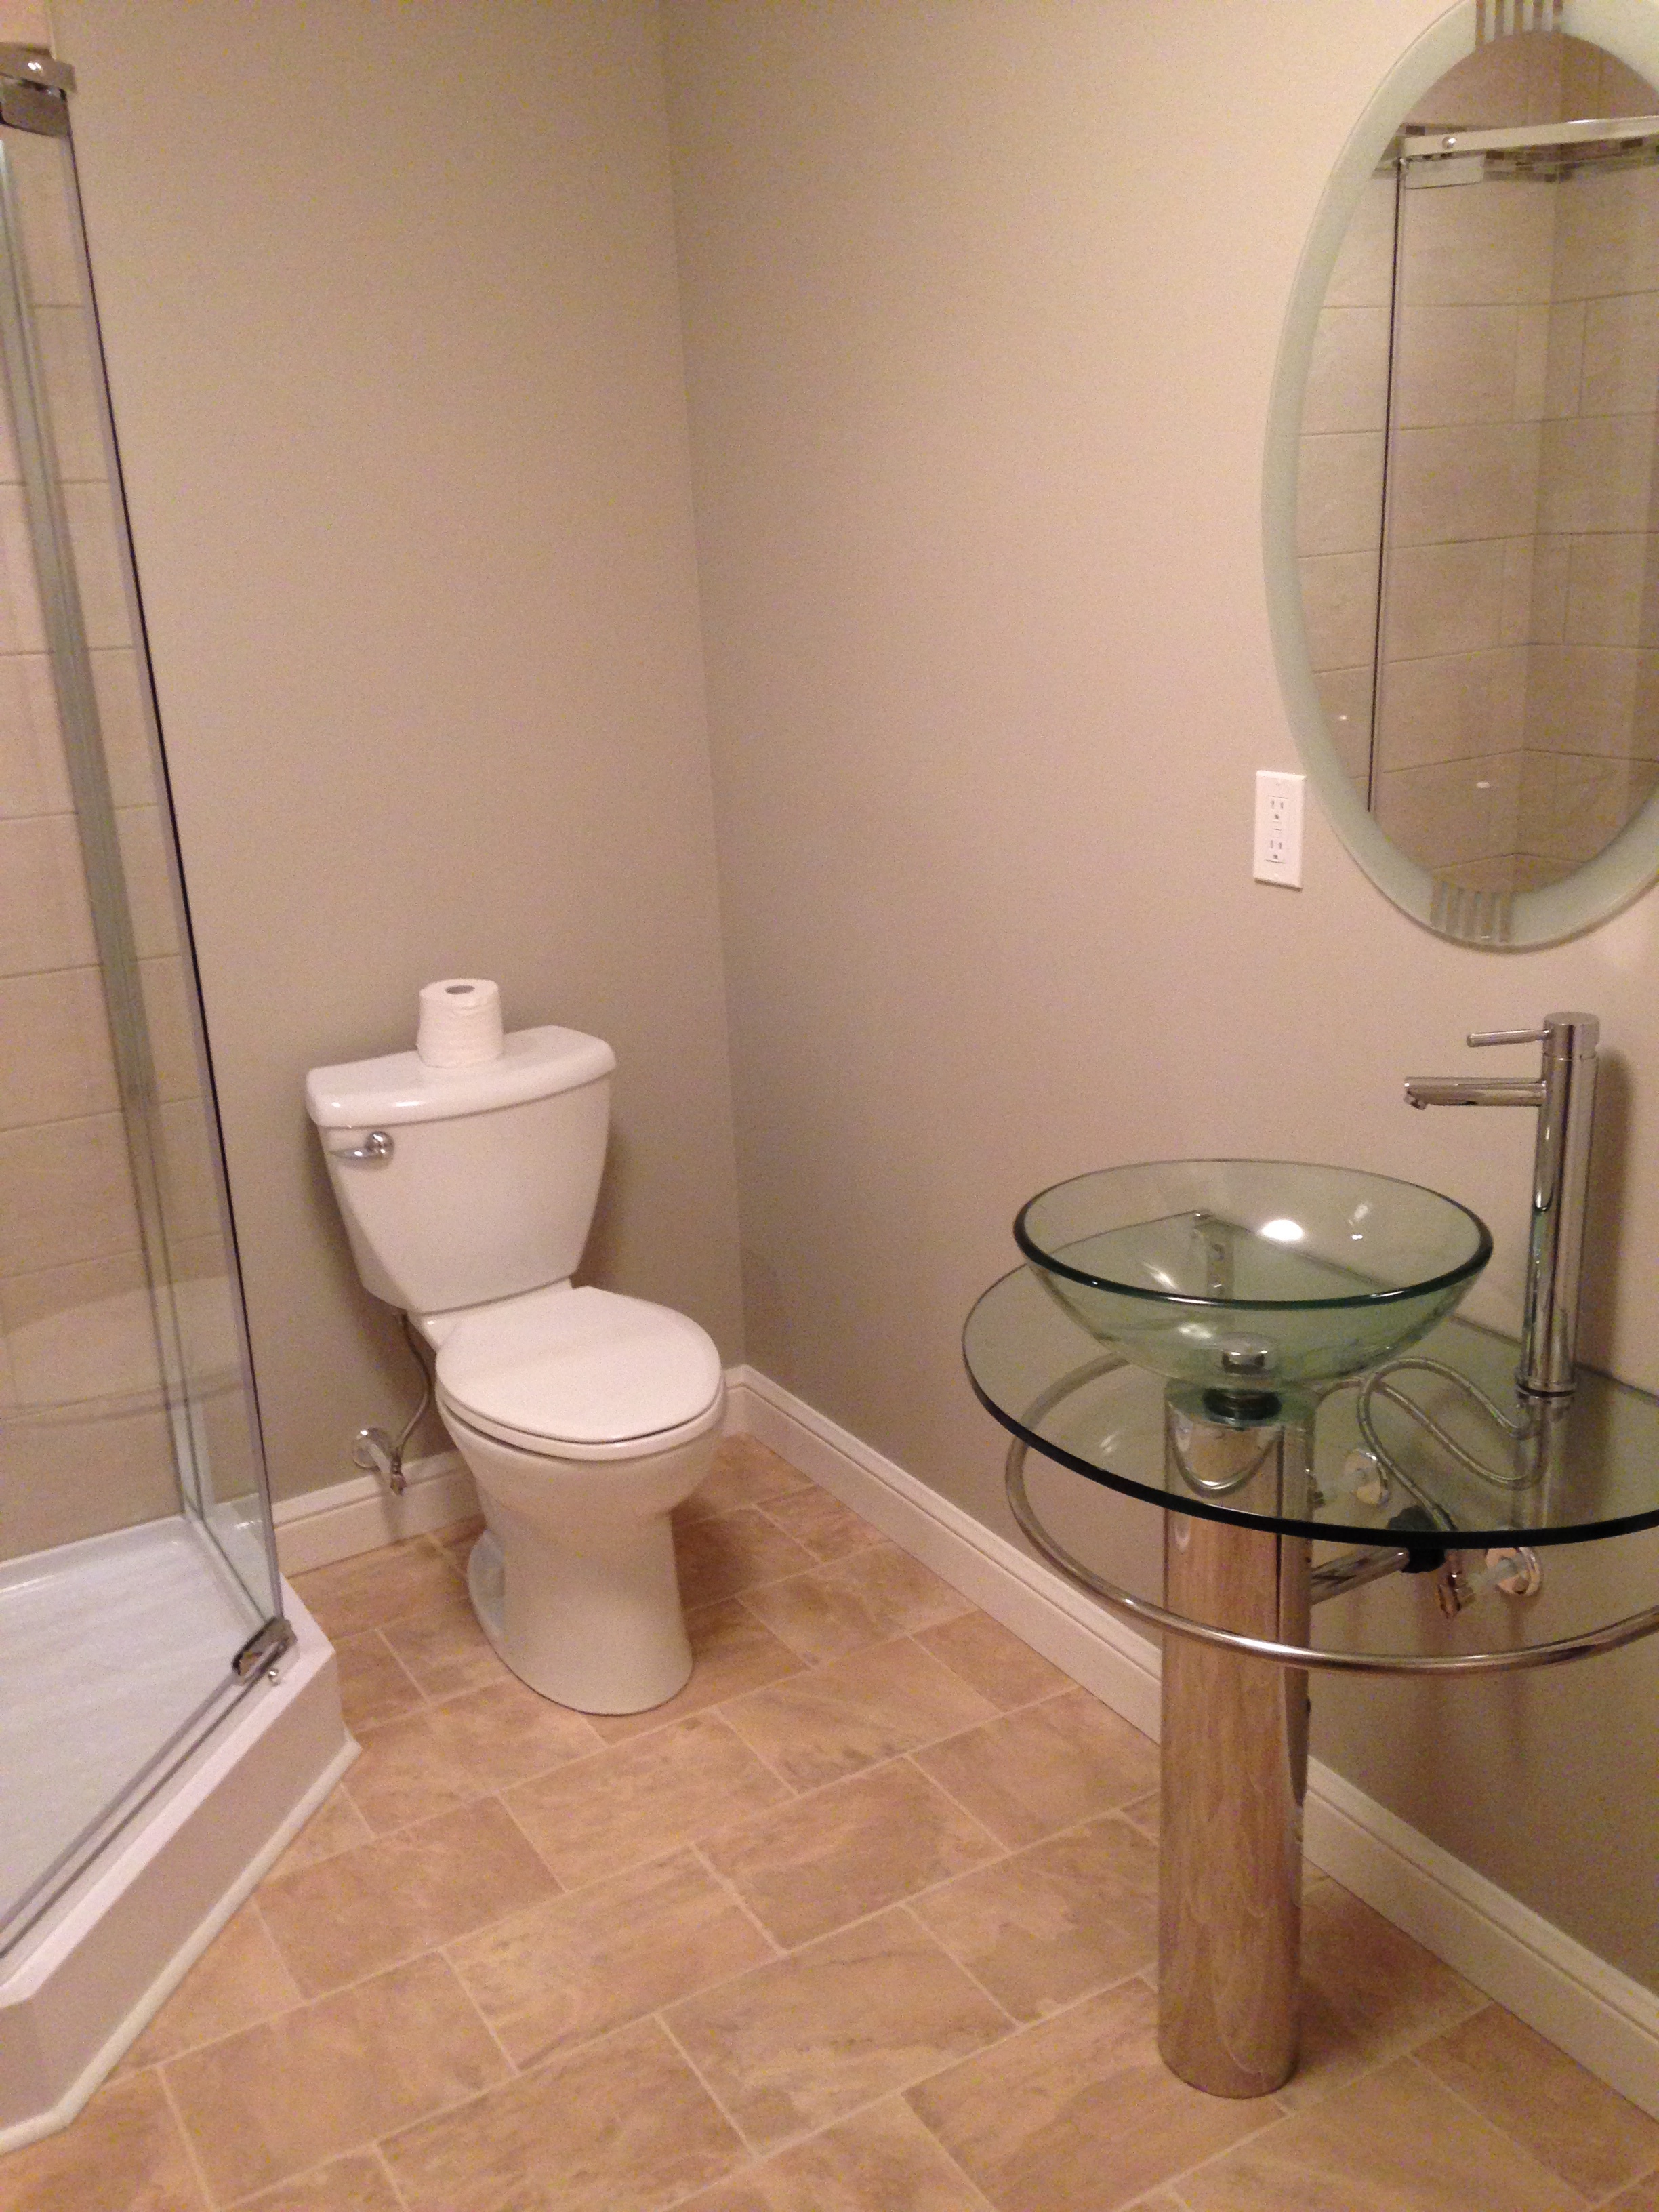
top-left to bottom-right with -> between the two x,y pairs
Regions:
1298,30 -> 1659,898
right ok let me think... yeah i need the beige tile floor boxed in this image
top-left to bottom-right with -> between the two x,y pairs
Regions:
7,1435 -> 1659,2212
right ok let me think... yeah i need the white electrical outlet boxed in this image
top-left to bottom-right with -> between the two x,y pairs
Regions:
1253,769 -> 1305,888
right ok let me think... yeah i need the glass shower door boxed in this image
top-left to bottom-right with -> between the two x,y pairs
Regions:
0,70 -> 287,1958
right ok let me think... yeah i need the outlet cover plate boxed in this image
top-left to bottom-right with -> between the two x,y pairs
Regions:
1254,769 -> 1305,888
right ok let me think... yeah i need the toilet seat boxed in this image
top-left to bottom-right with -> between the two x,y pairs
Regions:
432,1284 -> 724,1460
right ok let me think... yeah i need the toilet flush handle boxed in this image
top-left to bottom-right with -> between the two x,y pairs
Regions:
334,1129 -> 394,1164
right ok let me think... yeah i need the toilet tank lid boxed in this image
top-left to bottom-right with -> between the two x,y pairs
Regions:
305,1024 -> 615,1128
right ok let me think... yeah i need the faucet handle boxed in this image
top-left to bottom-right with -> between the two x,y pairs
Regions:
1467,1027 -> 1547,1048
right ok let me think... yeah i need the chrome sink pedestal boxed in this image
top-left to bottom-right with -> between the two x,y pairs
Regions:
1158,1390 -> 1311,2097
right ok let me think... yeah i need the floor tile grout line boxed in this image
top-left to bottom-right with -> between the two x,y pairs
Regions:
748,1487 -> 883,1549
727,1525 -> 976,1610
349,2015 -> 690,2203
182,1870 -> 567,2047
897,1826 -> 1160,1965
726,1904 -> 1155,2087
1585,2163 -> 1659,2210
296,1682 -> 1162,1959
268,1776 -> 574,1912
651,1987 -> 1020,2198
429,1839 -> 805,2081
243,1890 -> 306,2015
652,2005 -> 775,2164
899,1903 -> 1024,2038
687,1759 -> 1023,1952
217,2133 -> 408,2212
705,1627 -> 1027,1764
593,1892 -> 1030,2104
344,1664 -> 607,1756
676,1488 -> 944,1608
686,1837 -> 789,1963
687,1737 -> 1015,1883
899,2108 -> 1005,2212
1410,2041 -> 1630,2204
712,1702 -> 808,1795
647,2072 -> 1009,2212
115,1912 -> 304,2078
154,2057 -> 220,2211
330,1704 -> 785,1862
433,1919 -> 523,2081
374,2139 -> 418,2212
486,1782 -> 573,1899
653,1948 -> 1185,2185
466,1856 -> 1001,2058
284,1783 -> 1164,2101
1147,2027 -> 1632,2211
909,1641 -> 1063,1712
895,1741 -> 1042,1859
1100,2076 -> 1298,2207
680,1473 -> 816,1522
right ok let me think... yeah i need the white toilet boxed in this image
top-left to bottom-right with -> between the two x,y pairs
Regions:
304,1024 -> 725,1714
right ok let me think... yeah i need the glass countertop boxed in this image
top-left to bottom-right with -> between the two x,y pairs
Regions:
964,1261 -> 1659,1551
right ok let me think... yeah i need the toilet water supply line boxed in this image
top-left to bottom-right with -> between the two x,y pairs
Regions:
352,1312 -> 433,1494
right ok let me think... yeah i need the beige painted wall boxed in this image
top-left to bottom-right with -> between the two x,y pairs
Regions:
664,1 -> 1659,1988
49,0 -> 744,1500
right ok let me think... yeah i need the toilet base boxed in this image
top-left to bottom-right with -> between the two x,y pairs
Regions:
466,1529 -> 509,1657
465,1513 -> 694,1716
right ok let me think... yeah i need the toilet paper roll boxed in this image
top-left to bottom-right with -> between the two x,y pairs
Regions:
416,978 -> 504,1068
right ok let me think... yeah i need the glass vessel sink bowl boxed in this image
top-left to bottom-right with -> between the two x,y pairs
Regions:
1015,1160 -> 1492,1395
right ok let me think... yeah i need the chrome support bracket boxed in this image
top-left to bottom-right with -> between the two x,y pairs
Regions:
1310,1544 -> 1410,1605
232,1616 -> 296,1681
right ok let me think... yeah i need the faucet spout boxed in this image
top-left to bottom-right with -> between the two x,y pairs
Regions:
1404,1076 -> 1544,1110
1403,1012 -> 1598,1398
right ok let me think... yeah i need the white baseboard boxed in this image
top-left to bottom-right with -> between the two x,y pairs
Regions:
729,1364 -> 1659,2120
272,1450 -> 479,1576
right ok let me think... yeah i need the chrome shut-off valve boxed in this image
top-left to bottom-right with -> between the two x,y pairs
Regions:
1433,1545 -> 1544,1618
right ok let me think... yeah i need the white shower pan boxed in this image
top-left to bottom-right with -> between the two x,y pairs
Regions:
0,1517 -> 352,2150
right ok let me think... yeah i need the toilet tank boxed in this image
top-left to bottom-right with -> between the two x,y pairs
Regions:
304,1025 -> 616,1317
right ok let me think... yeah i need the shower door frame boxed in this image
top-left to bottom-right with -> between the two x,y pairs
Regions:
0,47 -> 292,1960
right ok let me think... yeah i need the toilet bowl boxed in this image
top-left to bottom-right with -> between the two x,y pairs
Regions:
305,1021 -> 725,1715
426,1282 -> 724,1711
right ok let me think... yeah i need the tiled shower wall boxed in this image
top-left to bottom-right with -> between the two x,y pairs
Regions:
1298,33 -> 1659,894
0,131 -> 216,1561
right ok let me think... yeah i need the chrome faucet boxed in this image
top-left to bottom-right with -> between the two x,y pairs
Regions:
1404,1012 -> 1599,1397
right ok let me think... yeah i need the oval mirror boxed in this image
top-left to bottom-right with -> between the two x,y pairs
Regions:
1267,1 -> 1659,947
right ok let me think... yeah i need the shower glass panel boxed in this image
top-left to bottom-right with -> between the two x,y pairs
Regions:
0,108 -> 285,1957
